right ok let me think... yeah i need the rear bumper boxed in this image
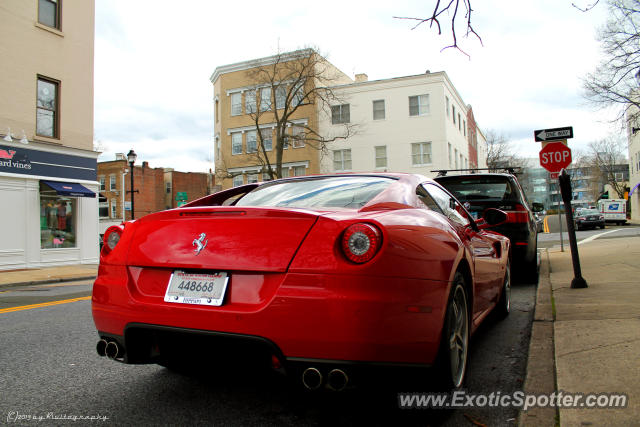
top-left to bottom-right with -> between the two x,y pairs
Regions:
92,265 -> 450,366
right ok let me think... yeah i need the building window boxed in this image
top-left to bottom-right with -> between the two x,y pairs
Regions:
275,86 -> 286,110
463,120 -> 467,136
99,176 -> 105,191
331,104 -> 350,124
38,0 -> 61,30
373,100 -> 385,120
333,149 -> 352,171
280,168 -> 289,178
409,95 -> 429,116
231,92 -> 242,116
375,146 -> 387,168
262,172 -> 272,182
232,175 -> 243,187
446,96 -> 450,117
452,106 -> 456,124
458,113 -> 462,130
247,173 -> 258,184
165,182 -> 171,194
110,200 -> 117,218
260,87 -> 271,112
246,130 -> 257,153
109,175 -> 116,191
99,199 -> 109,218
293,82 -> 305,106
448,143 -> 452,167
39,183 -> 75,249
260,129 -> 272,151
292,126 -> 305,148
293,165 -> 306,177
245,90 -> 256,114
36,76 -> 59,138
412,142 -> 432,165
454,148 -> 459,168
231,132 -> 242,155
215,99 -> 219,122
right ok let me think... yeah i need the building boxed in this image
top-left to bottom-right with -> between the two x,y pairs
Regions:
98,155 -> 218,234
318,72 -> 487,176
626,104 -> 640,221
0,1 -> 98,270
210,49 -> 352,189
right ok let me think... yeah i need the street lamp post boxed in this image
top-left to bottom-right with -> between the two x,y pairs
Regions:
127,149 -> 138,220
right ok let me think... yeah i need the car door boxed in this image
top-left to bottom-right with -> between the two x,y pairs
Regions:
420,183 -> 498,318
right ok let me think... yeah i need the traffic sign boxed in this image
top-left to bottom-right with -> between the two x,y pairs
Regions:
539,142 -> 572,172
534,126 -> 573,142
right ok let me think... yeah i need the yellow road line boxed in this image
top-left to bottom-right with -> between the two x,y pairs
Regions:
543,215 -> 550,233
0,296 -> 90,314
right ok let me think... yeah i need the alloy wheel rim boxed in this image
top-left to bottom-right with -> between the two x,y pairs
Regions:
448,286 -> 468,388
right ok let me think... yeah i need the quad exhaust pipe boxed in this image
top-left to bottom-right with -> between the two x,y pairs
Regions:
301,367 -> 349,391
327,369 -> 348,392
96,339 -> 123,360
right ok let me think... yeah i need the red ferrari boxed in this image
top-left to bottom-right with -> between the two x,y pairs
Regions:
93,173 -> 510,391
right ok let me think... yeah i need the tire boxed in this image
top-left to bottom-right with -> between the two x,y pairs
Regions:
435,273 -> 469,390
496,261 -> 511,319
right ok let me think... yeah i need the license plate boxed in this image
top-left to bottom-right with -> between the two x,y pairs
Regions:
164,271 -> 229,306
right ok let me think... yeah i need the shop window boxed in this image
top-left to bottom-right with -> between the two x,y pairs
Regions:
40,183 -> 76,249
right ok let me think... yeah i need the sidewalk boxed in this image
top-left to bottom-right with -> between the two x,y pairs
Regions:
521,235 -> 640,426
0,264 -> 98,288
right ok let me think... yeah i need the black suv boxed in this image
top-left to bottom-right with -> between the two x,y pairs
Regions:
434,173 -> 540,280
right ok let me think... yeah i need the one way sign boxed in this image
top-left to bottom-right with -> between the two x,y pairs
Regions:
534,126 -> 573,142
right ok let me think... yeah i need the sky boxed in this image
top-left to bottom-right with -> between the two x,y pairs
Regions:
94,0 -> 617,172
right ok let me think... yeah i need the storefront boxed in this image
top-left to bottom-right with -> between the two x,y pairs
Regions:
0,140 -> 99,270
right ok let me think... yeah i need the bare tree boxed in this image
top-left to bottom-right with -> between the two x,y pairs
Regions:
584,0 -> 640,124
485,130 -> 526,171
584,135 -> 629,198
394,0 -> 482,55
217,49 -> 356,182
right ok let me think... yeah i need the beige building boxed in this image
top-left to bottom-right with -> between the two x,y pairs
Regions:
210,49 -> 352,188
0,0 -> 98,270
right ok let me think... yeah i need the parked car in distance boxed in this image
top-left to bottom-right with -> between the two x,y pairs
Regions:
574,208 -> 605,230
434,172 -> 540,280
93,173 -> 511,391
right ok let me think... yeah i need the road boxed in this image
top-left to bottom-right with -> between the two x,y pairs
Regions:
0,277 -> 535,426
538,215 -> 640,250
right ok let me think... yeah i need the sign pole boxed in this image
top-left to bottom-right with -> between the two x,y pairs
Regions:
558,196 -> 564,252
559,169 -> 587,288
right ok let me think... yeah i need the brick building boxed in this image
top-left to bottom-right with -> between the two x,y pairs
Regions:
98,154 -> 218,234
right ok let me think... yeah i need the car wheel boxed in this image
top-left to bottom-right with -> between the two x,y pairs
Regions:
435,273 -> 469,390
496,261 -> 511,319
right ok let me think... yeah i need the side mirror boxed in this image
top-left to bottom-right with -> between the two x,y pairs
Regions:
477,208 -> 508,229
531,202 -> 544,213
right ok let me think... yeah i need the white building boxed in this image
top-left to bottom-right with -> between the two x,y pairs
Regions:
0,1 -> 98,270
319,72 -> 487,176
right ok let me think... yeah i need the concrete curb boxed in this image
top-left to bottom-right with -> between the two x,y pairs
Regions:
0,276 -> 97,290
518,249 -> 557,427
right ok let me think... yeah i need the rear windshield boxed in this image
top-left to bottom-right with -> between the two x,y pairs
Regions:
581,209 -> 599,215
436,176 -> 520,202
235,176 -> 394,209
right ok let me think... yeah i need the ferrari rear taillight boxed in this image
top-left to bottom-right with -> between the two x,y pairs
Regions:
505,204 -> 529,223
102,226 -> 123,254
341,223 -> 382,264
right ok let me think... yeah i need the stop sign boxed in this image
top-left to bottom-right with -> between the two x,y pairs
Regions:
539,142 -> 572,172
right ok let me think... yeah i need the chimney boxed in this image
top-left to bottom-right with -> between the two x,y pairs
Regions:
115,153 -> 126,161
142,161 -> 149,168
355,73 -> 368,82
